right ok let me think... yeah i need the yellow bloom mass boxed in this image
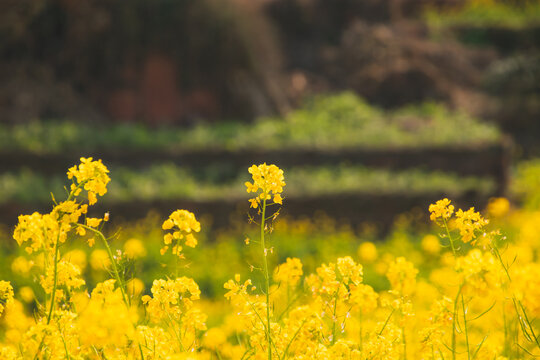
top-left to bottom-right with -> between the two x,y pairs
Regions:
161,210 -> 201,257
245,163 -> 285,208
67,157 -> 110,205
429,198 -> 454,222
0,281 -> 14,317
455,207 -> 488,244
5,159 -> 540,359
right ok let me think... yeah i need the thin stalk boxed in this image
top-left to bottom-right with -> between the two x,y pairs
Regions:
46,234 -> 61,324
166,312 -> 186,352
492,246 -> 511,282
452,285 -> 464,360
461,294 -> 471,360
60,330 -> 72,360
378,308 -> 395,336
260,197 -> 272,360
138,343 -> 145,360
281,317 -> 308,360
359,312 -> 364,352
443,217 -> 461,360
241,292 -> 280,357
443,219 -> 456,257
402,325 -> 407,360
46,180 -> 86,324
331,290 -> 339,345
502,305 -> 510,357
32,337 -> 46,360
78,224 -> 129,307
277,292 -> 301,321
518,299 -> 540,350
175,240 -> 180,279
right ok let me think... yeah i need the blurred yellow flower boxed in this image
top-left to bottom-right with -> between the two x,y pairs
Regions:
11,257 -> 33,277
273,257 -> 303,287
18,287 -> 34,303
486,197 -> 510,218
124,238 -> 147,259
421,234 -> 441,255
65,249 -> 88,272
203,328 -> 227,350
386,257 -> 418,296
126,278 -> 144,296
358,241 -> 378,263
90,249 -> 111,271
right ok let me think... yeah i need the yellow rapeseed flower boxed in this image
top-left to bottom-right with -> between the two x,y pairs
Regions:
11,257 -> 33,277
86,217 -> 102,228
126,278 -> 145,296
18,287 -> 34,304
273,257 -> 303,287
455,207 -> 488,244
386,257 -> 418,296
124,238 -> 147,259
486,197 -> 510,218
161,210 -> 201,257
429,198 -> 454,222
421,234 -> 441,255
245,163 -> 285,208
40,260 -> 85,296
90,249 -> 111,271
67,157 -> 110,205
358,241 -> 378,263
64,249 -> 88,271
0,281 -> 14,317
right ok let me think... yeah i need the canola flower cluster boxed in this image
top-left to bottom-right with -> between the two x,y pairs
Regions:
161,209 -> 201,257
245,163 -> 285,209
0,160 -> 539,359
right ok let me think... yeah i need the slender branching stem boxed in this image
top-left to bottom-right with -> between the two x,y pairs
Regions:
260,197 -> 272,360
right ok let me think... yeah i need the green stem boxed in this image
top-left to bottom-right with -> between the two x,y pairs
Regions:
138,343 -> 145,360
78,224 -> 129,307
452,285 -> 463,360
462,294 -> 471,360
444,218 -> 461,360
47,234 -> 61,324
175,239 -> 180,279
443,218 -> 456,257
378,308 -> 395,336
359,312 -> 364,352
166,312 -> 186,352
241,292 -> 280,357
45,181 -> 87,324
402,324 -> 407,360
60,329 -> 71,360
331,290 -> 339,345
503,304 -> 509,357
260,197 -> 272,360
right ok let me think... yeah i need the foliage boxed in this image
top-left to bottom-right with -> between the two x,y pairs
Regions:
0,93 -> 500,153
511,159 -> 540,210
425,0 -> 540,29
0,163 -> 495,205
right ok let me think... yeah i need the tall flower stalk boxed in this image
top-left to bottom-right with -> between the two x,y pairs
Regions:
245,163 -> 285,360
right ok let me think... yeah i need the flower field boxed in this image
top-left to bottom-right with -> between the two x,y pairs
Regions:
0,157 -> 540,360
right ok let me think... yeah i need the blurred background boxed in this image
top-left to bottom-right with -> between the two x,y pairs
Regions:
0,0 -> 539,232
